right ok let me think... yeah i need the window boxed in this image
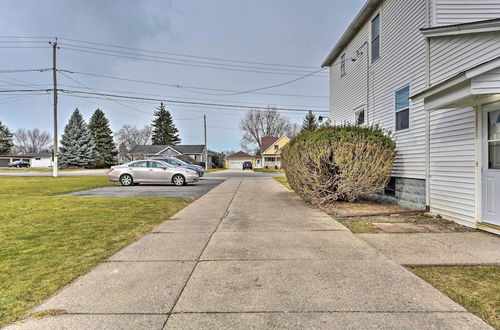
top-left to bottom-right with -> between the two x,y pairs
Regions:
371,14 -> 380,61
395,86 -> 410,131
488,110 -> 500,169
265,157 -> 276,162
274,144 -> 279,151
340,53 -> 346,76
130,161 -> 147,167
355,109 -> 365,125
148,161 -> 164,168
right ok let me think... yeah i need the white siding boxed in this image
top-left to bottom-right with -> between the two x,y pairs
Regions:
330,0 -> 428,179
429,106 -> 476,226
31,158 -> 52,168
472,67 -> 500,94
433,0 -> 500,26
429,31 -> 500,85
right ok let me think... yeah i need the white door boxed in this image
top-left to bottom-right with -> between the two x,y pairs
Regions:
482,102 -> 500,226
229,160 -> 243,169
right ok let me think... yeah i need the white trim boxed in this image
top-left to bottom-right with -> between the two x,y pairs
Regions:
421,20 -> 500,38
156,146 -> 182,155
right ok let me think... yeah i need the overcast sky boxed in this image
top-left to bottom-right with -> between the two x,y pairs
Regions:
0,0 -> 365,151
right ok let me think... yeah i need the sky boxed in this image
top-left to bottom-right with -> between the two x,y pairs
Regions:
0,0 -> 366,151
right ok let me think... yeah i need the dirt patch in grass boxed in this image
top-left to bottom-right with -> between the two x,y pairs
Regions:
337,214 -> 477,234
326,199 -> 410,217
408,266 -> 500,328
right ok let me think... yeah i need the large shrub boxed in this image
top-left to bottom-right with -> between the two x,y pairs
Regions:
281,124 -> 396,205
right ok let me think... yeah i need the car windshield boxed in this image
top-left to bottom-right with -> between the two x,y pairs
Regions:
173,158 -> 189,166
155,160 -> 175,168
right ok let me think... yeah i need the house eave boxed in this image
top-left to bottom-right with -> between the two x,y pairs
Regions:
420,18 -> 500,38
321,0 -> 383,67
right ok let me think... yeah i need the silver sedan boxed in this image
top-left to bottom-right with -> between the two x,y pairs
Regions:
109,160 -> 199,186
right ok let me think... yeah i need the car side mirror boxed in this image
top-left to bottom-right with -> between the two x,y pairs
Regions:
161,166 -> 168,170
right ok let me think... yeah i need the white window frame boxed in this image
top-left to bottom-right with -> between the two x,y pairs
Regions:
395,85 -> 410,132
371,14 -> 380,62
340,53 -> 346,76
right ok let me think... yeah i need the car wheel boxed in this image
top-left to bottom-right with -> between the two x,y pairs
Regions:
119,174 -> 134,186
172,174 -> 186,186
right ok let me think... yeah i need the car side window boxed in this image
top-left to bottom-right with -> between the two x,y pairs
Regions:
148,161 -> 164,168
130,161 -> 147,168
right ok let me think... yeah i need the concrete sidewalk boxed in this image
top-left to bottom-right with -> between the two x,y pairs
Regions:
6,178 -> 492,329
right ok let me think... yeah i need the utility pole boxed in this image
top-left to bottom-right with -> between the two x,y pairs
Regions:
49,38 -> 59,177
203,114 -> 208,171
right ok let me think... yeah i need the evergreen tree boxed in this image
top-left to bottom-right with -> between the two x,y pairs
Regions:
0,121 -> 13,154
151,102 -> 181,145
301,111 -> 318,132
59,109 -> 96,167
88,109 -> 117,167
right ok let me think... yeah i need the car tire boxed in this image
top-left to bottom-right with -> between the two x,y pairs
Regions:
172,174 -> 186,186
119,174 -> 134,186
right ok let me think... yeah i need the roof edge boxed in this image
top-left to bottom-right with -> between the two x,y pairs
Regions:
321,0 -> 382,67
420,18 -> 500,38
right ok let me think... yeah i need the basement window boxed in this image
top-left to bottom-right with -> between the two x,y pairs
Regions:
395,86 -> 410,131
385,177 -> 396,196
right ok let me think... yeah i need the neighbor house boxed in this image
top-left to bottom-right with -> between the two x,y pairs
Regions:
0,152 -> 53,168
225,151 -> 256,169
254,136 -> 290,169
128,144 -> 213,167
322,0 -> 500,233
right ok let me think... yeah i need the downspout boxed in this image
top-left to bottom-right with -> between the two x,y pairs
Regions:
424,0 -> 431,208
366,42 -> 370,124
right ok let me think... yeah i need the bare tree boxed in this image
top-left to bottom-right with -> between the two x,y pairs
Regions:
114,124 -> 153,151
240,106 -> 296,152
13,128 -> 51,153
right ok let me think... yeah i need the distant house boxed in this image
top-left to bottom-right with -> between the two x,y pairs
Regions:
127,144 -> 213,166
322,0 -> 500,231
225,151 -> 256,169
0,152 -> 53,168
254,136 -> 290,169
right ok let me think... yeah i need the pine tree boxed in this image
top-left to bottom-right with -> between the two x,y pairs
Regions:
59,109 -> 96,167
151,102 -> 181,145
88,109 -> 117,167
0,121 -> 13,154
301,111 -> 318,132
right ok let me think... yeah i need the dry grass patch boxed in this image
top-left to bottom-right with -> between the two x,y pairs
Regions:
409,266 -> 500,328
273,175 -> 291,190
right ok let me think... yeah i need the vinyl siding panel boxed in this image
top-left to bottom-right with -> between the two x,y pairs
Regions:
330,0 -> 428,179
429,31 -> 500,85
429,106 -> 476,226
434,0 -> 500,26
472,67 -> 500,94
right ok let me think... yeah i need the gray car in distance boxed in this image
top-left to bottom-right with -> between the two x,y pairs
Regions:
149,157 -> 205,177
109,160 -> 199,186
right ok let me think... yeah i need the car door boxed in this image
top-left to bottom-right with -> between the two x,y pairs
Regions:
128,161 -> 149,182
148,161 -> 172,183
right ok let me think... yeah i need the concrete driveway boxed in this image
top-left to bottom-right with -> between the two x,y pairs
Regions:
8,177 -> 491,329
64,178 -> 224,198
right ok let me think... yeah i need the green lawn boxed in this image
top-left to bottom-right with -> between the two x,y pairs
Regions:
0,176 -> 189,327
0,168 -> 92,172
254,168 -> 284,173
273,175 -> 291,190
409,266 -> 500,328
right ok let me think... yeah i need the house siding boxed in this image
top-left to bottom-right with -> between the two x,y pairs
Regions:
329,0 -> 428,180
472,67 -> 500,94
429,31 -> 500,85
433,0 -> 500,26
429,106 -> 476,226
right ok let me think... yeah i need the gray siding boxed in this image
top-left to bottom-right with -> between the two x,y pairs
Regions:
472,67 -> 500,94
433,0 -> 500,26
429,106 -> 477,225
429,31 -> 500,85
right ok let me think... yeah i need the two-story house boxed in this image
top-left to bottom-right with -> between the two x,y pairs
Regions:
323,0 -> 500,233
254,136 -> 290,169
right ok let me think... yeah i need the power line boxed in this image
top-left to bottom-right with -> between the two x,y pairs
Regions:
59,89 -> 328,113
0,68 -> 51,73
57,37 -> 318,69
60,69 -> 329,98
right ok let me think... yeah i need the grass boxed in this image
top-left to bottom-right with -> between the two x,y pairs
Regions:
254,168 -> 284,172
0,176 -> 189,327
206,168 -> 227,172
0,168 -> 97,172
273,175 -> 291,190
339,220 -> 381,233
409,266 -> 500,328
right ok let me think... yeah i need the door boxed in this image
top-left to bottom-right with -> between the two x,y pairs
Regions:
147,161 -> 172,183
482,102 -> 500,226
229,160 -> 243,169
128,161 -> 150,182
